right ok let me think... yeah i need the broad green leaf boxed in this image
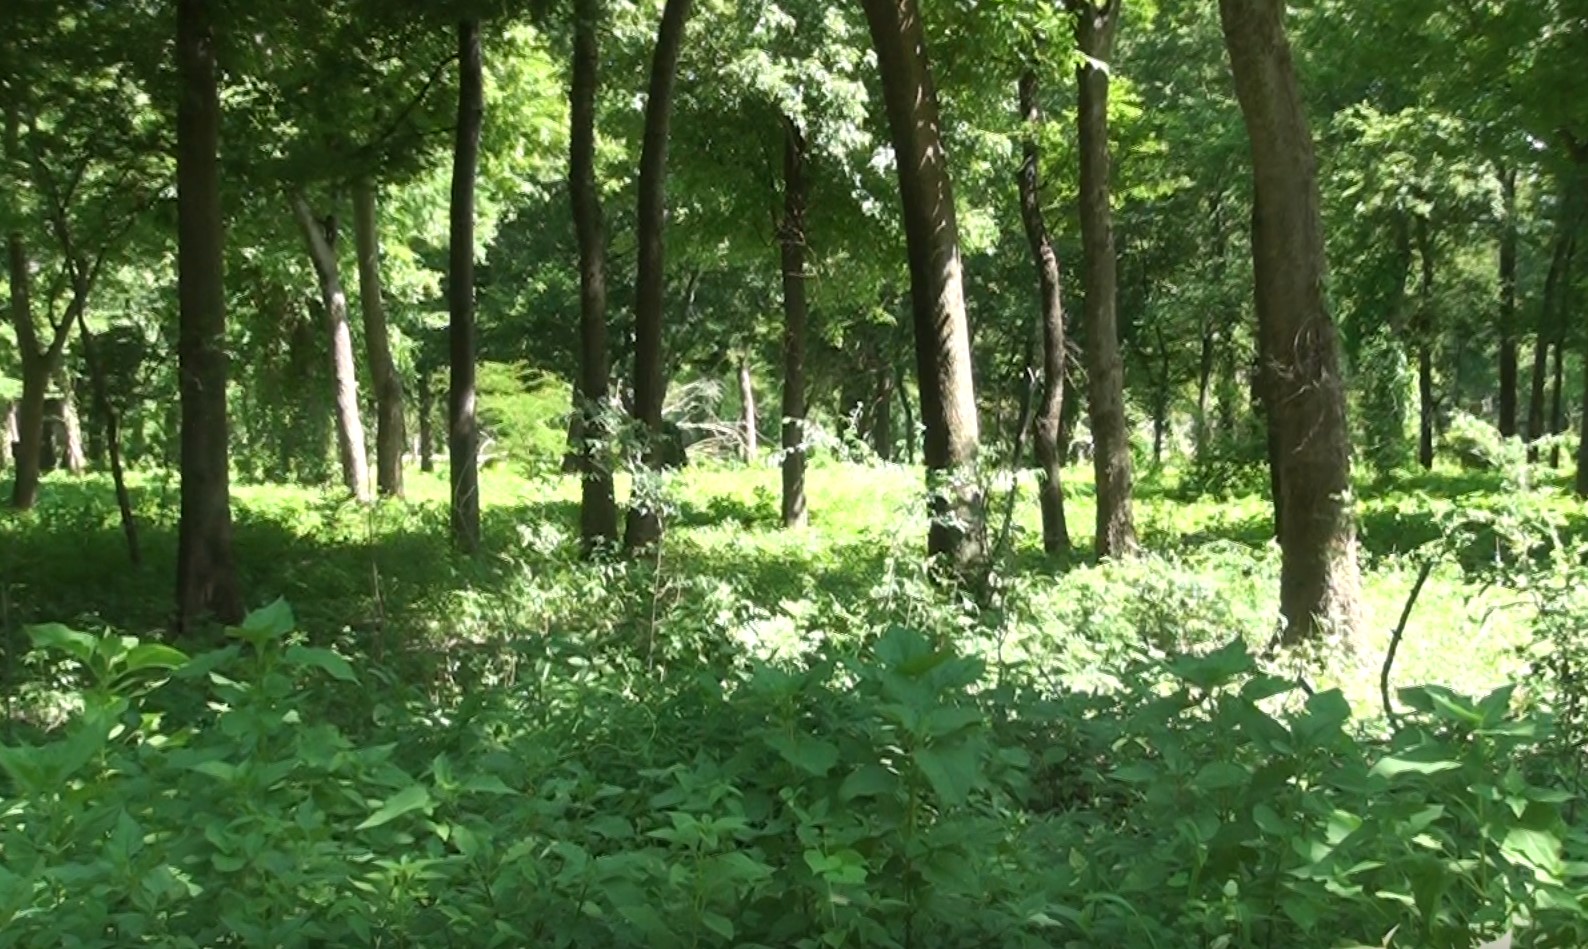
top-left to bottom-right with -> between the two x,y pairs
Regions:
1370,755 -> 1463,779
766,733 -> 840,776
914,741 -> 979,806
26,623 -> 98,664
1192,761 -> 1250,793
1166,638 -> 1254,691
284,645 -> 358,683
357,784 -> 432,830
120,643 -> 190,674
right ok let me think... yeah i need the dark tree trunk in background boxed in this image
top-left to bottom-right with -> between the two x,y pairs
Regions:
449,19 -> 484,554
1221,0 -> 1361,645
896,364 -> 917,465
58,368 -> 86,474
7,212 -> 74,508
418,369 -> 435,473
1018,69 -> 1071,555
738,354 -> 758,462
3,401 -> 16,470
1498,165 -> 1519,437
779,116 -> 810,528
871,363 -> 894,460
1414,215 -> 1435,470
862,0 -> 986,576
1195,324 -> 1216,461
624,0 -> 694,551
1072,0 -> 1137,558
292,193 -> 371,501
175,0 -> 243,631
75,309 -> 140,566
353,179 -> 406,499
1550,335 -> 1567,469
1530,225 -> 1575,460
570,0 -> 619,549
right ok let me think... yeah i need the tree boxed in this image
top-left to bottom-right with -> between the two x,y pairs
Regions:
1219,0 -> 1361,644
1070,0 -> 1137,559
860,0 -> 985,576
1017,69 -> 1071,555
569,0 -> 619,549
175,0 -> 244,630
450,17 -> 484,554
779,116 -> 810,529
353,179 -> 406,499
623,0 -> 695,552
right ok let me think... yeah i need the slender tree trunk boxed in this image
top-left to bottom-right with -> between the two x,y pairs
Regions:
11,358 -> 47,508
1530,226 -> 1575,460
570,0 -> 619,548
871,363 -> 894,460
291,194 -> 371,501
623,0 -> 694,551
418,369 -> 435,473
779,116 -> 810,528
1498,165 -> 1519,437
861,0 -> 985,576
353,179 -> 405,499
1018,69 -> 1072,555
1194,324 -> 1216,462
57,367 -> 86,474
175,0 -> 243,631
738,354 -> 759,462
1221,0 -> 1361,645
897,364 -> 917,465
75,309 -> 140,566
450,19 -> 484,554
1415,215 -> 1436,470
3,400 -> 16,470
1550,334 -> 1566,469
1073,0 -> 1137,558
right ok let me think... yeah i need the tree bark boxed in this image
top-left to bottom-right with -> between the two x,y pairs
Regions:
291,193 -> 371,501
1220,0 -> 1361,645
1017,69 -> 1071,555
1414,215 -> 1435,470
353,179 -> 405,499
1530,224 -> 1575,460
779,116 -> 810,528
3,400 -> 16,470
1072,0 -> 1137,558
57,367 -> 86,474
450,19 -> 484,554
861,0 -> 985,576
74,308 -> 140,566
1498,165 -> 1519,437
738,354 -> 758,462
1550,329 -> 1566,469
175,0 -> 244,631
623,0 -> 693,551
897,363 -> 917,465
871,362 -> 894,461
570,0 -> 619,549
418,368 -> 435,473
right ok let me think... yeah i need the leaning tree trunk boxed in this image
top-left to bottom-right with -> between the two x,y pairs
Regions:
1220,0 -> 1361,645
1017,68 -> 1071,555
353,179 -> 405,499
570,0 -> 619,549
449,18 -> 484,554
623,0 -> 694,552
1498,165 -> 1519,437
7,227 -> 75,509
738,354 -> 758,462
291,193 -> 371,501
861,0 -> 986,576
779,116 -> 810,528
1073,0 -> 1137,559
175,0 -> 244,631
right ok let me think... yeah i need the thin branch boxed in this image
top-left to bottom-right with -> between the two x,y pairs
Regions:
1380,558 -> 1436,729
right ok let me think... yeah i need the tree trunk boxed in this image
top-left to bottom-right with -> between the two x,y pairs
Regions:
779,116 -> 810,528
1498,165 -> 1519,437
450,19 -> 484,554
11,358 -> 47,508
75,309 -> 140,566
57,367 -> 86,474
418,368 -> 435,473
1194,323 -> 1216,463
861,0 -> 985,576
1073,0 -> 1137,559
897,364 -> 917,465
1414,215 -> 1435,470
570,0 -> 619,548
1220,0 -> 1361,645
175,0 -> 244,631
871,363 -> 894,461
353,179 -> 405,499
1018,69 -> 1071,555
291,193 -> 371,501
1550,332 -> 1566,469
622,0 -> 694,551
3,400 -> 16,470
737,354 -> 759,462
1530,224 -> 1575,460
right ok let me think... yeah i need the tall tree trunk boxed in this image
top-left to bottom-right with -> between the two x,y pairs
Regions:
1498,165 -> 1519,437
175,0 -> 244,631
623,0 -> 694,551
1194,323 -> 1216,462
871,362 -> 894,460
861,0 -> 985,576
570,0 -> 619,548
779,116 -> 810,528
1221,0 -> 1361,645
418,368 -> 435,473
1550,332 -> 1566,469
290,193 -> 371,501
449,19 -> 484,554
353,179 -> 405,499
738,354 -> 759,462
1018,69 -> 1071,555
897,364 -> 917,465
11,356 -> 47,508
1414,215 -> 1436,470
75,309 -> 140,566
3,400 -> 16,470
57,367 -> 86,474
1072,0 -> 1137,558
1530,225 -> 1575,460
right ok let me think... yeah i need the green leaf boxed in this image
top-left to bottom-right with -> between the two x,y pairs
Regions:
1192,761 -> 1251,793
284,645 -> 358,683
357,784 -> 432,830
839,764 -> 897,801
230,599 -> 295,646
1166,638 -> 1254,691
1370,755 -> 1463,779
766,733 -> 840,776
26,623 -> 98,664
1501,826 -> 1562,875
914,741 -> 980,806
120,643 -> 190,674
